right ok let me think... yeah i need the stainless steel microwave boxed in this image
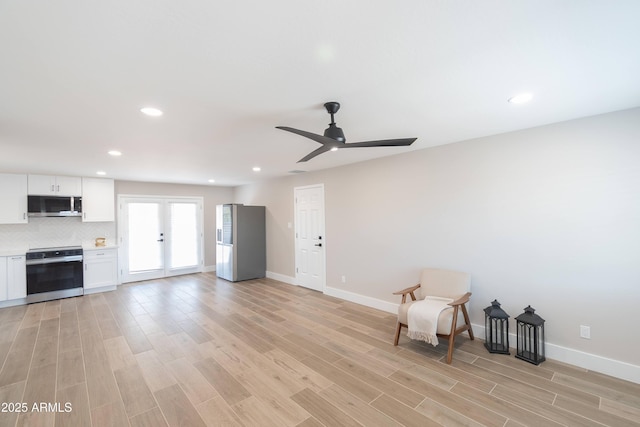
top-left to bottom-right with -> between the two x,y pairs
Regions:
27,195 -> 82,217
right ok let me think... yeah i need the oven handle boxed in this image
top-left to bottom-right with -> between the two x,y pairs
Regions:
26,255 -> 83,266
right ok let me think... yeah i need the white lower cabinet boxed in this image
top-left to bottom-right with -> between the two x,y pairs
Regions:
84,248 -> 118,293
7,256 -> 26,300
0,255 -> 26,303
0,258 -> 7,301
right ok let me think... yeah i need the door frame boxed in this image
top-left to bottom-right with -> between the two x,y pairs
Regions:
293,184 -> 326,292
117,194 -> 204,283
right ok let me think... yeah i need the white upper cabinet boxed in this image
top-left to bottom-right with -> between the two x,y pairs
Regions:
0,173 -> 28,224
82,177 -> 115,222
28,174 -> 82,196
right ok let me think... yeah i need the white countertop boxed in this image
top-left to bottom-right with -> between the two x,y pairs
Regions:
83,244 -> 119,251
0,243 -> 118,256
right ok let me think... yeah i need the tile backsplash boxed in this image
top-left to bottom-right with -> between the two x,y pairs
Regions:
0,217 -> 116,250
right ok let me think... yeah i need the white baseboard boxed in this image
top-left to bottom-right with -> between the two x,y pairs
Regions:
471,324 -> 640,384
203,265 -> 216,273
83,285 -> 117,295
321,286 -> 639,384
324,286 -> 398,314
266,271 -> 297,286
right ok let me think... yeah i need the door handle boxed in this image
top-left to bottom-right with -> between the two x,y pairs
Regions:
157,239 -> 164,242
314,243 -> 322,247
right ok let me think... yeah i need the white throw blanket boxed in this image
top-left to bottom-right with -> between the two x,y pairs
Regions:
407,296 -> 453,346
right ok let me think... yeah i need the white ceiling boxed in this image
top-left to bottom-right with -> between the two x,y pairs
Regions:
1,1 -> 639,187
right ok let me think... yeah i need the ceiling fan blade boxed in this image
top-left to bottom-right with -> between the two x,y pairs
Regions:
341,138 -> 417,148
298,145 -> 332,163
276,126 -> 337,146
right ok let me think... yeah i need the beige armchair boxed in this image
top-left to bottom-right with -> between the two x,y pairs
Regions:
393,268 -> 474,363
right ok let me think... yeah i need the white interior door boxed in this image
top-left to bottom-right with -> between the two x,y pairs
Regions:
119,196 -> 203,283
295,185 -> 325,292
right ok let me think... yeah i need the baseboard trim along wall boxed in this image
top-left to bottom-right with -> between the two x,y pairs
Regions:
324,286 -> 399,314
324,285 -> 640,385
471,325 -> 640,385
266,271 -> 297,286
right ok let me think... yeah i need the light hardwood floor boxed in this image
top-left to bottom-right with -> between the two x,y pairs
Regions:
0,273 -> 638,426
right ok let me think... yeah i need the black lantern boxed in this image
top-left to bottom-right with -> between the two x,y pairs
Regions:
515,305 -> 545,365
483,300 -> 510,354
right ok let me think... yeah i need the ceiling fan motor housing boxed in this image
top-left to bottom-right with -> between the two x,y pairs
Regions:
324,123 -> 345,142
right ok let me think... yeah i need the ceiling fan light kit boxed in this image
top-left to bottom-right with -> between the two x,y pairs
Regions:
276,102 -> 417,162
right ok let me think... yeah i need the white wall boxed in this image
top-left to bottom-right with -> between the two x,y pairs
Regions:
234,107 -> 640,381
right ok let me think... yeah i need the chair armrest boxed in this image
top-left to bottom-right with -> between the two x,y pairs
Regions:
448,292 -> 471,306
392,284 -> 420,296
393,284 -> 421,303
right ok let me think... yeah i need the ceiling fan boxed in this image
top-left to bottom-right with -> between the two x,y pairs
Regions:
276,102 -> 417,162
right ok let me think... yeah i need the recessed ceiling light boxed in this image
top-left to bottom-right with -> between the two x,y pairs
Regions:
140,107 -> 163,116
96,171 -> 106,176
508,93 -> 533,104
330,147 -> 338,152
108,150 -> 122,156
208,179 -> 215,183
252,167 -> 261,172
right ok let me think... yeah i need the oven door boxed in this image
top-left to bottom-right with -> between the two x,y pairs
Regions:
26,259 -> 84,295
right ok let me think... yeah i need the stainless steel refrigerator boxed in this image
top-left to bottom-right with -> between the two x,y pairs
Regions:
215,204 -> 266,281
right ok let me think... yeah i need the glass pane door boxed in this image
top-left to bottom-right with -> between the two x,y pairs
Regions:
119,196 -> 203,283
167,201 -> 200,272
123,200 -> 165,282
128,202 -> 163,272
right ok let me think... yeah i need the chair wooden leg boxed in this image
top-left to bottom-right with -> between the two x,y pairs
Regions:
461,304 -> 474,340
446,335 -> 456,364
393,322 -> 402,346
446,306 -> 460,364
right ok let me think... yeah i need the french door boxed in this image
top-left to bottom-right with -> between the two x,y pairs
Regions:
118,196 -> 203,283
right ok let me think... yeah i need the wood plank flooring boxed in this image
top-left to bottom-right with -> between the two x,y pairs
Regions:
0,273 -> 638,426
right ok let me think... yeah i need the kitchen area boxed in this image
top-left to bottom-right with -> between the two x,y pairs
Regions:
0,173 -> 118,308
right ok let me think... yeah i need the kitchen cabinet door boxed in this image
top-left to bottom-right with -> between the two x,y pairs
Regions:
28,174 -> 81,196
0,258 -> 7,301
7,256 -> 26,300
28,174 -> 57,195
82,178 -> 115,222
55,176 -> 82,196
0,174 -> 28,224
84,248 -> 118,291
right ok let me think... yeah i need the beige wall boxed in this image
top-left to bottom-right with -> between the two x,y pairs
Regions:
234,107 -> 640,369
115,180 -> 234,268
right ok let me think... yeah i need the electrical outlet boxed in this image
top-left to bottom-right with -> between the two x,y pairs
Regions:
580,325 -> 591,339
341,275 -> 346,283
